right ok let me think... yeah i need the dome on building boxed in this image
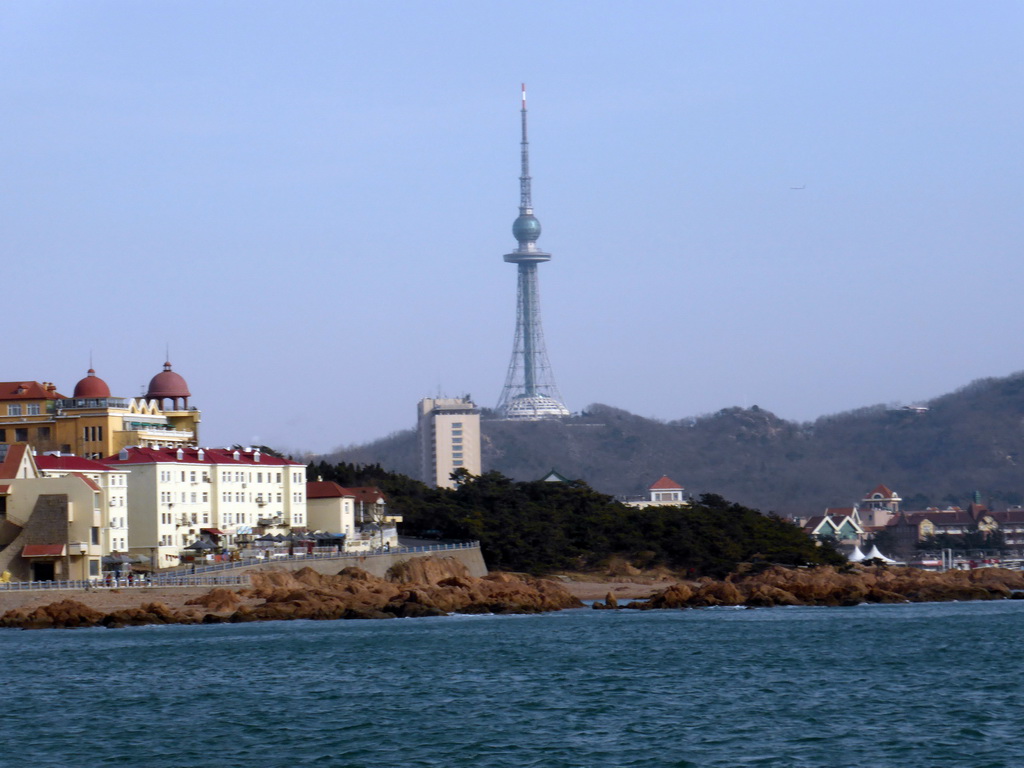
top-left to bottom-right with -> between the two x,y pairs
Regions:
146,361 -> 191,401
72,369 -> 111,398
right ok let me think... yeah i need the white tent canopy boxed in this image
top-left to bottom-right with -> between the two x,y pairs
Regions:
847,545 -> 866,562
864,544 -> 898,563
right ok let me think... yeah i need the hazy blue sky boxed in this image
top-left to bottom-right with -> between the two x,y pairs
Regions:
3,2 -> 1022,454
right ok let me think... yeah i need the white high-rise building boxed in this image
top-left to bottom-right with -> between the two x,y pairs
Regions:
417,397 -> 481,489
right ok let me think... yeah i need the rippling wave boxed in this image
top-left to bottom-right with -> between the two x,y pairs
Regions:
5,601 -> 1024,767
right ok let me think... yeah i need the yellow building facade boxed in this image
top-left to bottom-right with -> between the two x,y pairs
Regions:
0,363 -> 200,459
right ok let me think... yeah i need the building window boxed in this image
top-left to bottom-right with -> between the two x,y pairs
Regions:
452,422 -> 462,428
453,452 -> 463,459
0,429 -> 5,441
453,460 -> 464,467
452,429 -> 462,436
15,428 -> 27,442
452,437 -> 463,444
89,560 -> 100,576
91,527 -> 100,545
37,427 -> 50,441
26,404 -> 40,416
7,405 -> 21,416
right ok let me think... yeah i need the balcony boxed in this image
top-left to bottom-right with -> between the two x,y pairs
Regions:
130,427 -> 195,440
57,397 -> 130,411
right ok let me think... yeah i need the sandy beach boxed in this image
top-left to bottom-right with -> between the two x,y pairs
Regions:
555,576 -> 681,601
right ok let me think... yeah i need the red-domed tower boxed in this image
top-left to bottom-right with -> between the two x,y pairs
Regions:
146,361 -> 191,411
72,368 -> 111,399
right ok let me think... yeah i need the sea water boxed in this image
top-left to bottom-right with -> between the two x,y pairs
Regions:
4,600 -> 1023,768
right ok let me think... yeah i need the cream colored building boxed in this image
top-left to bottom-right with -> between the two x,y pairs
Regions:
35,452 -> 130,555
417,397 -> 481,489
0,445 -> 128,581
104,446 -> 307,568
305,482 -> 400,551
306,481 -> 356,536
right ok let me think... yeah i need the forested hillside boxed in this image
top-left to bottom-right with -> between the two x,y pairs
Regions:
319,373 -> 1024,517
307,461 -> 843,575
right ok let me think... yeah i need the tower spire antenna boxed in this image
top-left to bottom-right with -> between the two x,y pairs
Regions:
497,85 -> 569,420
519,83 -> 532,213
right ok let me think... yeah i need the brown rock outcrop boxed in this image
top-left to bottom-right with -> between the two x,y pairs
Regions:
386,556 -> 472,585
185,588 -> 243,613
622,564 -> 1024,610
0,599 -> 106,629
0,558 -> 582,630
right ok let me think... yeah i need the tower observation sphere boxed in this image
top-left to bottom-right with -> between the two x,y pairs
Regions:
512,213 -> 542,244
496,85 -> 569,420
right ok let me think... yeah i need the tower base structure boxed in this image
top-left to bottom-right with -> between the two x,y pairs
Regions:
502,393 -> 570,420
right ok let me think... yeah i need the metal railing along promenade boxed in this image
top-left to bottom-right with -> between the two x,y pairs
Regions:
171,540 -> 480,576
0,541 -> 480,592
0,574 -> 252,591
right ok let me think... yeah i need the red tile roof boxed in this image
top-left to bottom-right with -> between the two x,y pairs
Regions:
36,454 -> 119,473
347,486 -> 387,505
70,472 -> 101,492
104,446 -> 303,467
307,481 -> 356,500
0,444 -> 32,479
0,381 -> 64,400
991,509 -> 1024,524
22,544 -> 65,557
649,475 -> 683,491
866,484 -> 898,499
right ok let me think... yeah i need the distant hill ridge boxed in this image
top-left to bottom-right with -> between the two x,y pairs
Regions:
320,372 -> 1024,517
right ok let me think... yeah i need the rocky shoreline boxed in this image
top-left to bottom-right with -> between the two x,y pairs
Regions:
0,557 -> 582,630
6,561 -> 1024,630
594,564 -> 1024,610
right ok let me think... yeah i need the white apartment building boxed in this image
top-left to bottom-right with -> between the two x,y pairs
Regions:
417,397 -> 481,489
34,452 -> 131,554
104,446 -> 306,567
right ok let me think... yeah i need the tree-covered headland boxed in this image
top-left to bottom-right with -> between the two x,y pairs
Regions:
309,462 -> 844,576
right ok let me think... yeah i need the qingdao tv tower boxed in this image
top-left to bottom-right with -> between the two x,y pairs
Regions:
496,85 -> 570,420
